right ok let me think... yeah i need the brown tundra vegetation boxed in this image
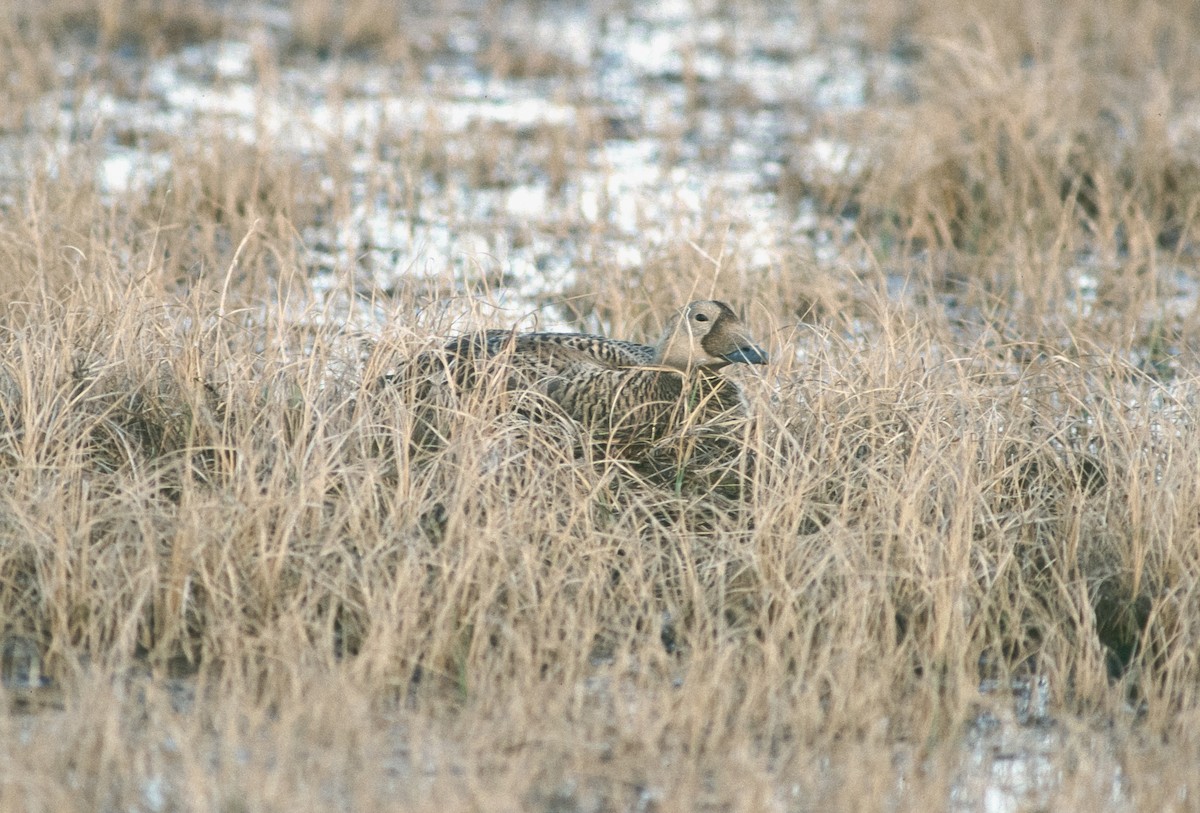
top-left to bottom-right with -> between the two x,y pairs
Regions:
0,0 -> 1198,810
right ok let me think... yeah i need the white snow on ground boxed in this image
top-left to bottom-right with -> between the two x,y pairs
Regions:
24,2 -> 887,331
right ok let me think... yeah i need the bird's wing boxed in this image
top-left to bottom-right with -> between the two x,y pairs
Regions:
504,332 -> 655,367
539,365 -> 746,446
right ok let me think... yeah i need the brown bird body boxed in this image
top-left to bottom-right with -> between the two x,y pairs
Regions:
395,301 -> 767,464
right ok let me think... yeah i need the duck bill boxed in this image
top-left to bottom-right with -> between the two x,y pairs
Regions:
720,345 -> 768,365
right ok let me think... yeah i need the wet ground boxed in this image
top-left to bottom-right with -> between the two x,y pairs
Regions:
0,2 -> 1165,810
16,2 -> 896,328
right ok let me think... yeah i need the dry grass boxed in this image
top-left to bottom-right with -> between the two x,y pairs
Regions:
1,0 -> 1200,810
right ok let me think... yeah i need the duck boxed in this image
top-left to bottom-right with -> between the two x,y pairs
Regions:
392,301 -> 768,465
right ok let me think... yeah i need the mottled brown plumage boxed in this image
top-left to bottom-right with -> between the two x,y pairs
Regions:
447,300 -> 765,374
393,301 -> 767,480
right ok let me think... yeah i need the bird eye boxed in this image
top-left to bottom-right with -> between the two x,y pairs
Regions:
694,313 -> 709,322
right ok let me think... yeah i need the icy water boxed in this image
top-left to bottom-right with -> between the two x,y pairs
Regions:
4,3 -> 1144,810
28,1 -> 1196,352
26,2 -> 890,329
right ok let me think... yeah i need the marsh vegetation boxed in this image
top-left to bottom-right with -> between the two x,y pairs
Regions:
1,0 -> 1198,810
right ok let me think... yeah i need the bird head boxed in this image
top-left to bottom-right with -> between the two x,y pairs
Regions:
655,301 -> 768,371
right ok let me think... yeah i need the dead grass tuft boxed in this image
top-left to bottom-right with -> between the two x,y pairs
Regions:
2,0 -> 1200,808
288,0 -> 412,60
8,0 -> 224,54
1,259 -> 1197,805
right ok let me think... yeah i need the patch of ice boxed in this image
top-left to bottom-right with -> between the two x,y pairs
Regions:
215,41 -> 254,79
613,244 -> 643,269
622,25 -> 685,78
13,3 -> 913,335
98,149 -> 171,194
506,183 -> 548,219
546,15 -> 595,65
805,138 -> 858,177
637,0 -> 692,25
